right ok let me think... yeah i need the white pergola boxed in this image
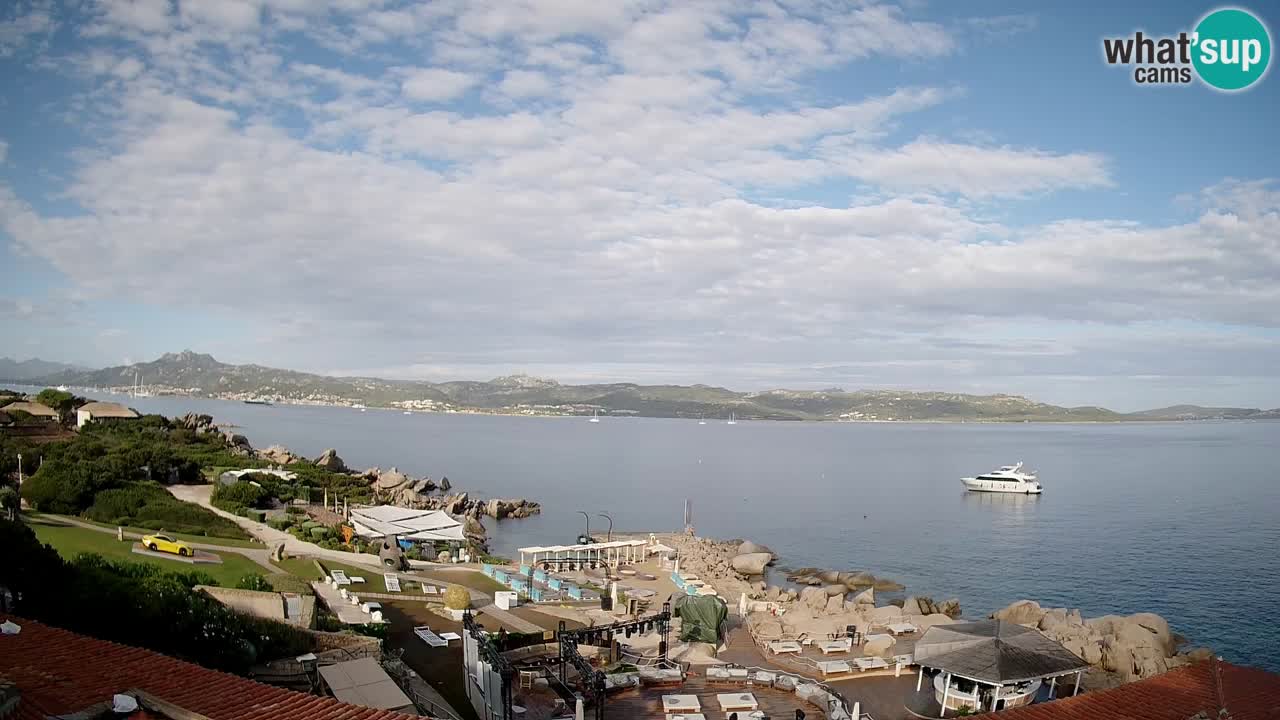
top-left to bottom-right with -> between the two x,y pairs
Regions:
518,539 -> 648,567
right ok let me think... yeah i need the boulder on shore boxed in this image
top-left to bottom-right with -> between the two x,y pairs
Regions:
731,552 -> 773,576
993,599 -> 1046,626
314,448 -> 348,473
852,587 -> 874,606
800,586 -> 828,610
737,540 -> 772,556
259,444 -> 301,465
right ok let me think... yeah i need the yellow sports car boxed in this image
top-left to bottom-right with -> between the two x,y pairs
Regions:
141,533 -> 193,557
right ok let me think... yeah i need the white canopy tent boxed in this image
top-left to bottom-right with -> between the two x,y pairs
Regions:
518,539 -> 648,566
349,505 -> 465,542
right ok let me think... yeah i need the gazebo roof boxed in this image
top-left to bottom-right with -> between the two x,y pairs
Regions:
913,620 -> 1088,684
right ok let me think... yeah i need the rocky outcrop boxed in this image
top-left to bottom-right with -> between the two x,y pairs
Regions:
259,444 -> 302,465
906,596 -> 961,618
993,599 -> 1045,626
852,587 -> 874,606
731,552 -> 774,576
824,593 -> 845,613
176,412 -> 215,431
737,540 -> 772,555
863,634 -> 896,657
439,476 -> 452,492
994,600 -> 1198,684
480,498 -> 541,519
800,586 -> 828,610
314,448 -> 348,473
786,568 -> 904,592
223,431 -> 254,456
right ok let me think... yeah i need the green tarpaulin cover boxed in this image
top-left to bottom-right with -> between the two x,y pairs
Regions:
674,594 -> 727,644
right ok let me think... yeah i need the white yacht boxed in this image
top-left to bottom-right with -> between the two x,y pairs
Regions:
961,462 -> 1043,494
589,410 -> 601,423
726,412 -> 737,425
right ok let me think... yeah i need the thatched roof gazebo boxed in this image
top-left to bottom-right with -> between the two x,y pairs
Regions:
907,620 -> 1089,717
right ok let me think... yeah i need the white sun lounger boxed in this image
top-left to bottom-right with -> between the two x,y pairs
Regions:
349,576 -> 366,584
384,574 -> 402,592
819,638 -> 852,654
330,570 -> 351,586
423,585 -> 439,594
854,656 -> 889,672
887,622 -> 918,635
667,715 -> 706,720
414,626 -> 448,647
818,660 -> 852,677
769,641 -> 802,655
662,695 -> 701,713
716,693 -> 758,711
440,632 -> 462,642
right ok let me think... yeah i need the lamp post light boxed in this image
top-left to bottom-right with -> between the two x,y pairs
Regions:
597,513 -> 613,542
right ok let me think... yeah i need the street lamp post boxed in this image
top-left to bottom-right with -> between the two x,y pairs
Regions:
597,513 -> 614,542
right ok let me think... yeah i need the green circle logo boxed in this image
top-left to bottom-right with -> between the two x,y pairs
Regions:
1193,8 -> 1271,91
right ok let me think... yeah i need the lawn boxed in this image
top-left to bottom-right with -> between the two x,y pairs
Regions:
315,559 -> 391,593
33,513 -> 262,548
425,568 -> 506,594
29,517 -> 269,587
272,557 -> 324,580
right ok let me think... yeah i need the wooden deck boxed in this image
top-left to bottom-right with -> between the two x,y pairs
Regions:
603,676 -> 827,720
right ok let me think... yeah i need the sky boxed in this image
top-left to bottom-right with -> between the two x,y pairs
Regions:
1,0 -> 1278,411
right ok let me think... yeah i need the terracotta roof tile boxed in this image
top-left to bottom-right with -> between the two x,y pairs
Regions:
980,659 -> 1280,720
0,616 -> 425,720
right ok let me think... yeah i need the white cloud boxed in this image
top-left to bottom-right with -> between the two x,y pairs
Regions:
498,69 -> 553,99
400,67 -> 480,102
96,0 -> 173,34
2,0 -> 1277,405
825,139 -> 1112,197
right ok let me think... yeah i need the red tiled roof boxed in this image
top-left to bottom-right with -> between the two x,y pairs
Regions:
0,615 -> 423,720
981,659 -> 1280,720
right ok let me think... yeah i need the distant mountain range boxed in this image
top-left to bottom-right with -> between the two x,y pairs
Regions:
0,357 -> 86,381
5,350 -> 1279,422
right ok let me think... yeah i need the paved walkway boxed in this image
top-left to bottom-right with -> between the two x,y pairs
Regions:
37,514 -> 279,573
311,580 -> 384,625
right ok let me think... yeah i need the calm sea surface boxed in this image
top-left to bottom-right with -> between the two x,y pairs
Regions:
32,390 -> 1280,671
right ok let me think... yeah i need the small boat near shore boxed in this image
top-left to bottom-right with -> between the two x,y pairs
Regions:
961,462 -> 1043,494
243,397 -> 272,406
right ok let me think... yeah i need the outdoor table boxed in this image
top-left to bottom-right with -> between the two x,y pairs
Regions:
662,695 -> 701,713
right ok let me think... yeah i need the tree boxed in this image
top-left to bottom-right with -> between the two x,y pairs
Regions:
34,389 -> 85,424
0,486 -> 17,521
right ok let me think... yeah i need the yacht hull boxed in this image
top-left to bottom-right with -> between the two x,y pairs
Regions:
961,477 -> 1042,494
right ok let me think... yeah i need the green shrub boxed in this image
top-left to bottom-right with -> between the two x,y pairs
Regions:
301,521 -> 321,531
236,574 -> 272,591
309,526 -> 329,540
264,573 -> 314,595
211,481 -> 269,510
443,585 -> 470,610
267,517 -> 293,530
285,505 -> 306,515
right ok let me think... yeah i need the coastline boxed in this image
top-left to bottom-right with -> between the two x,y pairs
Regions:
7,384 -> 1264,424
